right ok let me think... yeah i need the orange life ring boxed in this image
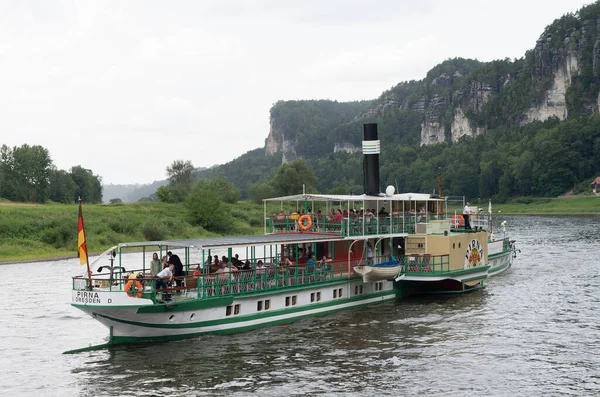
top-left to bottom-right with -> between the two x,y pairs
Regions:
451,214 -> 465,227
124,280 -> 143,298
298,215 -> 313,231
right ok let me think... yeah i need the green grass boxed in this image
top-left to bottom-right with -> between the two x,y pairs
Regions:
491,196 -> 600,214
0,201 -> 264,262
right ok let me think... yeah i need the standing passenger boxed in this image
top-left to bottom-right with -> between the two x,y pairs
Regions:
150,253 -> 161,276
167,251 -> 185,287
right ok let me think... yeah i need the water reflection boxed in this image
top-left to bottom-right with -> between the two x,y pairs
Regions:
3,215 -> 600,395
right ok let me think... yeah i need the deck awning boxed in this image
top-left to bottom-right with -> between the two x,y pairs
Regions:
116,233 -> 346,251
263,193 -> 442,202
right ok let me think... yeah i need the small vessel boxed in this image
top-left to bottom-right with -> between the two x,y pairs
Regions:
354,260 -> 403,282
69,123 -> 516,350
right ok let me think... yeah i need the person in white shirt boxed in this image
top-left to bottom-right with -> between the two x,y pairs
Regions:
155,263 -> 174,290
463,202 -> 473,230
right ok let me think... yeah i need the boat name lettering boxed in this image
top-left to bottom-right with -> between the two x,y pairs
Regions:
75,291 -> 109,304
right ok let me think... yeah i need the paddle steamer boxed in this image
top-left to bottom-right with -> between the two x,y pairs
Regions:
70,124 -> 516,348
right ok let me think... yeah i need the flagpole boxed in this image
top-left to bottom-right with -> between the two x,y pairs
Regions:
78,198 -> 93,284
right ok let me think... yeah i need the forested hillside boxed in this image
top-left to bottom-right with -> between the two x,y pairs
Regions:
195,1 -> 600,201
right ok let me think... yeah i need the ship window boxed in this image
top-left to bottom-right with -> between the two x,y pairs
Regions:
190,313 -> 195,320
234,304 -> 240,315
359,285 -> 363,294
226,305 -> 232,316
453,243 -> 456,249
285,296 -> 290,307
333,289 -> 337,298
169,315 -> 175,321
459,242 -> 461,249
316,292 -> 321,301
265,299 -> 270,310
311,293 -> 315,302
338,288 -> 343,298
292,295 -> 297,305
257,300 -> 263,311
355,286 -> 358,295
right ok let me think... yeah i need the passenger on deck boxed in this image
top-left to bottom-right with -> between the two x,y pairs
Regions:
279,256 -> 293,268
306,254 -> 316,272
167,251 -> 184,287
242,260 -> 252,270
232,254 -> 242,267
379,207 -> 389,216
256,260 -> 265,277
366,242 -> 374,265
216,262 -> 230,274
319,256 -> 329,270
155,263 -> 174,290
192,266 -> 202,276
161,255 -> 169,269
150,253 -> 161,275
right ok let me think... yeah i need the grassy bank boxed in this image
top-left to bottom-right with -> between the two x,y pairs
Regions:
488,196 -> 600,214
0,201 -> 264,262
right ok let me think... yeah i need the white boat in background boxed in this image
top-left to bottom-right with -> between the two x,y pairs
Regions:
354,260 -> 403,282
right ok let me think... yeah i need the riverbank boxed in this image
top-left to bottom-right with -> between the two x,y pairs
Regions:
1,196 -> 598,264
490,196 -> 600,214
0,201 -> 263,264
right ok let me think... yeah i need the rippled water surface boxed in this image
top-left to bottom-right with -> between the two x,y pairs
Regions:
2,215 -> 600,396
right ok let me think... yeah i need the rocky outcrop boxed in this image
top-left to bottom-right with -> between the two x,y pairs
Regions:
522,33 -> 580,123
333,143 -> 360,154
451,108 -> 485,141
265,120 -> 298,163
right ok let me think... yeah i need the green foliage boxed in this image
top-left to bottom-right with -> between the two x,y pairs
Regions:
196,175 -> 240,204
272,159 -> 318,196
141,218 -> 166,241
166,160 -> 195,202
185,185 -> 229,231
155,186 -> 171,203
70,165 -> 103,203
248,182 -> 276,205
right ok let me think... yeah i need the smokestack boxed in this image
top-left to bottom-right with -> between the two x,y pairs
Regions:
362,123 -> 380,196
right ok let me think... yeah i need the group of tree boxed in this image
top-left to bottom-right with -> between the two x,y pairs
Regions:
0,144 -> 103,204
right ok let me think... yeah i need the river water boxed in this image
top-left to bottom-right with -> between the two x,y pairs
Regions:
1,215 -> 600,396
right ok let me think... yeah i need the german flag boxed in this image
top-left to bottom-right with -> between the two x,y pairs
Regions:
77,201 -> 88,265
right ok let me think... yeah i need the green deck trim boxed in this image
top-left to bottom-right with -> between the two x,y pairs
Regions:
404,265 -> 490,278
136,296 -> 235,313
95,289 -> 396,329
104,294 -> 396,345
488,260 -> 511,274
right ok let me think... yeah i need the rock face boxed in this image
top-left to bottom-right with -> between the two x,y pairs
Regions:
333,143 -> 360,154
266,7 -> 600,153
265,119 -> 297,163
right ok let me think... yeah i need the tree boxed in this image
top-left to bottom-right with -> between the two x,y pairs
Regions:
248,182 -> 276,204
185,184 -> 230,231
48,168 -> 78,203
0,144 -> 53,202
166,160 -> 195,202
272,159 -> 318,196
70,166 -> 103,203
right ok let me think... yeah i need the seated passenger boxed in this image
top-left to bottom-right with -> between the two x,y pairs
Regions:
279,256 -> 293,268
256,260 -> 265,277
192,266 -> 202,276
306,255 -> 316,272
155,263 -> 174,290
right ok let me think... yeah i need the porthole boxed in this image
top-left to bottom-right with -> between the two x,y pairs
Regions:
190,313 -> 195,320
459,242 -> 461,249
169,315 -> 175,321
453,243 -> 455,249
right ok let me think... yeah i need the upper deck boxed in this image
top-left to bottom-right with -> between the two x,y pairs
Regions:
263,193 -> 490,237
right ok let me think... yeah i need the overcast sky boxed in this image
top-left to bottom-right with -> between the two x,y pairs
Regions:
0,0 -> 591,185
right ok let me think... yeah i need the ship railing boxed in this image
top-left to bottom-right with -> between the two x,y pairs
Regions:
73,263 -> 360,301
267,215 -> 419,236
402,254 -> 451,274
